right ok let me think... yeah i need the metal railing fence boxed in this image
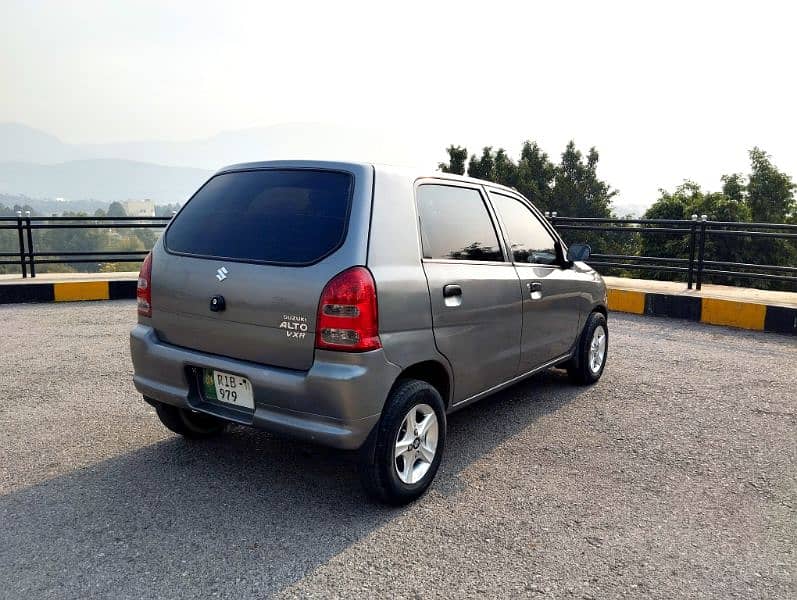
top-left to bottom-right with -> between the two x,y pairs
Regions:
546,213 -> 797,290
1,212 -> 795,291
0,212 -> 170,278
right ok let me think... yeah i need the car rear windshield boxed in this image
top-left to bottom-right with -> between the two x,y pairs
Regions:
165,169 -> 353,264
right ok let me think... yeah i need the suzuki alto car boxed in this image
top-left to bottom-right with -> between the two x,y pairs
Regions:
130,160 -> 608,504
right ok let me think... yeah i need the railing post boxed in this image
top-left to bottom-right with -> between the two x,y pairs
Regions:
687,214 -> 698,289
25,211 -> 36,278
16,211 -> 27,278
696,215 -> 708,291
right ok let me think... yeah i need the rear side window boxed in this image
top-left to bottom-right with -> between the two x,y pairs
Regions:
416,185 -> 504,262
166,169 -> 353,264
489,192 -> 558,265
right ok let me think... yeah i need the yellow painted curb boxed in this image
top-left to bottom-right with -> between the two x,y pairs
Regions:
53,281 -> 110,302
700,297 -> 766,331
607,288 -> 645,314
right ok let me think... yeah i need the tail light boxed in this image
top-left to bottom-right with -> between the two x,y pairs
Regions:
137,252 -> 152,317
315,267 -> 380,352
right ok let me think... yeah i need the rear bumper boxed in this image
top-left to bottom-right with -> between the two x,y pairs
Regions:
130,324 -> 401,450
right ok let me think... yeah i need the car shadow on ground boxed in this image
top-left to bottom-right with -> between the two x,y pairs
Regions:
1,369 -> 587,598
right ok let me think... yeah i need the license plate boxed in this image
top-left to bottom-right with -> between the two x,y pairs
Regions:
202,369 -> 254,410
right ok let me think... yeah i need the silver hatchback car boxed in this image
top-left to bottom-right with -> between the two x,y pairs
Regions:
130,160 -> 608,504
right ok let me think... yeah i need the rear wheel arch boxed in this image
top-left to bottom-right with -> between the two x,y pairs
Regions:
393,360 -> 452,409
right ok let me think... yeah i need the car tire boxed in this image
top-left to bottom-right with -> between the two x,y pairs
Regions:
153,401 -> 227,438
359,379 -> 446,505
567,311 -> 608,385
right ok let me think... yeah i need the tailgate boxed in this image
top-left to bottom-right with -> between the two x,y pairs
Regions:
147,165 -> 372,371
151,257 -> 330,370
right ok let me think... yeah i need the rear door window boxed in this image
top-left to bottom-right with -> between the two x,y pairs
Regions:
416,184 -> 504,262
166,169 -> 353,264
489,192 -> 558,265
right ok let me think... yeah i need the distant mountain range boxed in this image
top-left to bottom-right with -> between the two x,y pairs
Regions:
0,160 -> 212,206
0,122 -> 419,168
0,122 -> 421,205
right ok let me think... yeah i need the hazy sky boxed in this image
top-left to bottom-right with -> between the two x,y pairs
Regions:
1,0 -> 795,210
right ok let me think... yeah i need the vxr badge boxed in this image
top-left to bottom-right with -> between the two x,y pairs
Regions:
215,266 -> 229,282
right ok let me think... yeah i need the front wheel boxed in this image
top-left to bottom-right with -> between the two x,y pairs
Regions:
567,312 -> 608,385
359,379 -> 446,505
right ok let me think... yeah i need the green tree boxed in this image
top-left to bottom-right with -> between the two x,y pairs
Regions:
34,211 -> 109,273
99,232 -> 149,272
515,141 -> 555,211
744,149 -> 796,287
438,145 -> 468,175
155,203 -> 181,217
492,148 -> 517,188
132,227 -> 158,248
721,173 -> 746,203
107,202 -> 127,218
642,183 -> 704,281
439,140 -> 615,218
549,141 -> 616,218
464,146 -> 520,188
645,185 -> 692,221
467,147 -> 497,181
642,179 -> 791,287
545,142 -> 625,267
746,147 -> 795,222
442,140 -> 625,268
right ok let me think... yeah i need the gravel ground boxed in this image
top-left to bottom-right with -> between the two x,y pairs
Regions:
0,301 -> 794,599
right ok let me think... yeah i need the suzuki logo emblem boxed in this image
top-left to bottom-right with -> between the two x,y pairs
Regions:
215,266 -> 229,282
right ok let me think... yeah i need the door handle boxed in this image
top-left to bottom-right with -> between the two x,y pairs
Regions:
527,281 -> 543,300
443,284 -> 462,298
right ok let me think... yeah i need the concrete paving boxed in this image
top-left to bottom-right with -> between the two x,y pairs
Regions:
0,301 -> 794,599
0,271 -> 139,284
603,276 -> 797,308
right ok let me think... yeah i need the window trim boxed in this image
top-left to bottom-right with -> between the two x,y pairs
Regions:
163,167 -> 356,267
413,179 -> 511,265
485,188 -> 566,268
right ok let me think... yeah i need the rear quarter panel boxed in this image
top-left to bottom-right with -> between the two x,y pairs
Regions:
367,168 -> 453,402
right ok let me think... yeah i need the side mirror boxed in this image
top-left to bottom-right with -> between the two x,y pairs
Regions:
566,243 -> 591,262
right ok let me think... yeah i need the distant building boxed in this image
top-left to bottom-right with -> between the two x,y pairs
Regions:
122,199 -> 155,217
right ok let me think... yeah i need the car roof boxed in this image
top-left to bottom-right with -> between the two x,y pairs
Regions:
215,160 -> 521,197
